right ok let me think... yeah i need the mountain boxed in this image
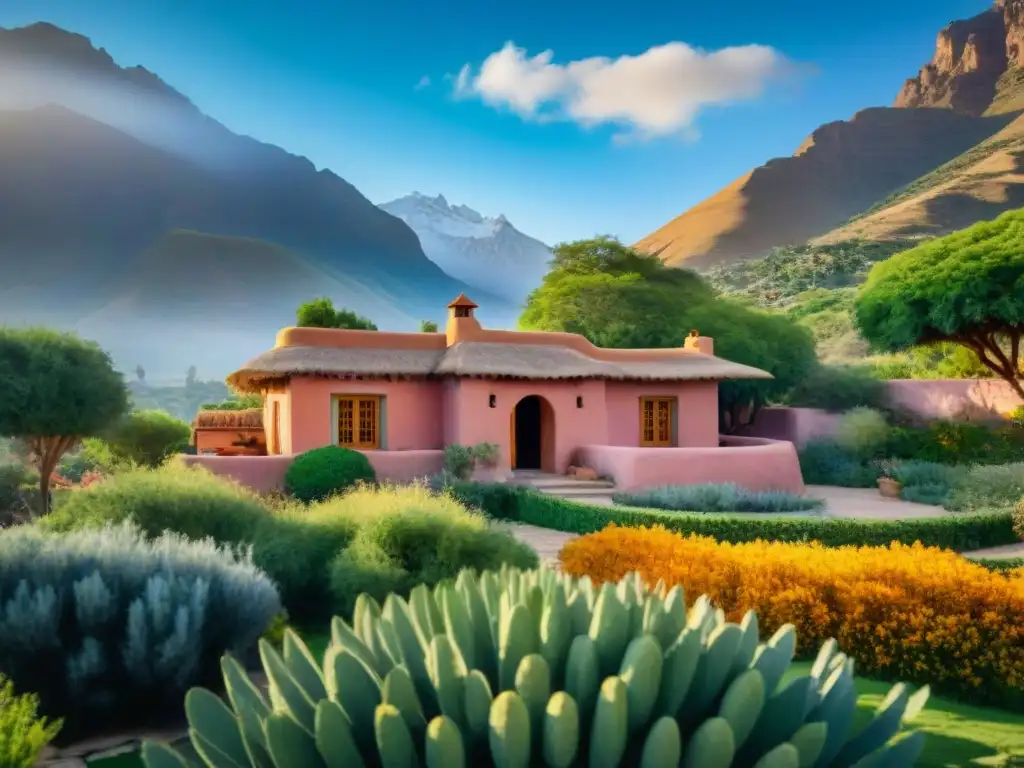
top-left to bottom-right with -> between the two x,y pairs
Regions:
634,108 -> 1012,268
636,0 -> 1024,269
0,23 -> 516,378
379,193 -> 552,305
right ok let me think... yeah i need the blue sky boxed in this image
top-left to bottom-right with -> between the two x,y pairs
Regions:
0,0 -> 996,246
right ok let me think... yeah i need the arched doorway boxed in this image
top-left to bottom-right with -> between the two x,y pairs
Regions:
511,395 -> 555,472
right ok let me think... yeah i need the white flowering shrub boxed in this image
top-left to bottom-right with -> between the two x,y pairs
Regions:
0,522 -> 280,739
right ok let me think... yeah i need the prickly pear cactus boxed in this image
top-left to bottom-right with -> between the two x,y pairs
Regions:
141,566 -> 930,768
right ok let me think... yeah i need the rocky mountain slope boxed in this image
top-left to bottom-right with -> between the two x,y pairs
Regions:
0,23 -> 515,377
636,0 -> 1024,269
379,193 -> 552,305
634,108 -> 1012,268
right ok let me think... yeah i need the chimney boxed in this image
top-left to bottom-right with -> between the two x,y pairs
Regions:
684,328 -> 714,356
445,294 -> 482,345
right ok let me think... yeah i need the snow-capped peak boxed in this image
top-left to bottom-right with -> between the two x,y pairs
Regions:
381,192 -> 516,240
379,192 -> 552,306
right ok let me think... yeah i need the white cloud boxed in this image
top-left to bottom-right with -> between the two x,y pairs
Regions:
451,41 -> 796,140
414,75 -> 431,91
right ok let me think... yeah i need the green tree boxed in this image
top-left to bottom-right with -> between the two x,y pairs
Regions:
297,297 -> 377,330
419,320 -> 439,333
520,237 -> 816,431
855,210 -> 1024,400
0,328 -> 128,513
100,409 -> 192,468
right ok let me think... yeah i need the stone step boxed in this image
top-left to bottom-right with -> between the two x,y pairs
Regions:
516,477 -> 616,490
535,486 -> 617,498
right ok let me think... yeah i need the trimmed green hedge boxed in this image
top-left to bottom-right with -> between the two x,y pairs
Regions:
445,481 -> 1018,552
974,556 -> 1024,574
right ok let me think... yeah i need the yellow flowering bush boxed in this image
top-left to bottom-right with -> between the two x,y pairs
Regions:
560,524 -> 1024,711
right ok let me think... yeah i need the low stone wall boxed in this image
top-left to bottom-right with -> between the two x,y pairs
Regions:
578,436 -> 806,494
183,449 -> 445,492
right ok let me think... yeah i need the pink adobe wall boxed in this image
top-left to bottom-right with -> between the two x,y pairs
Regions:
286,377 -> 444,454
884,379 -> 1023,421
744,407 -> 842,448
184,450 -> 445,492
579,436 -> 805,494
183,455 -> 293,494
605,381 -> 719,448
445,378 -> 608,472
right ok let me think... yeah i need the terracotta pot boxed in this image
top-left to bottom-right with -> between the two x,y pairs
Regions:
877,477 -> 902,499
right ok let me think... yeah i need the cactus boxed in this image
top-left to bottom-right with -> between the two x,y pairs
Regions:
142,565 -> 930,768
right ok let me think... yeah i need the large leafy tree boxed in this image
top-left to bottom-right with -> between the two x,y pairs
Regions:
855,210 -> 1024,399
297,298 -> 377,330
521,237 -> 816,430
0,328 -> 128,512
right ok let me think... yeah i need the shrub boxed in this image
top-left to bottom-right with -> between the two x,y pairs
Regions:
834,407 -> 889,459
887,421 -> 1024,465
561,526 -> 1024,710
975,555 -> 1024,574
99,409 -> 192,468
0,464 -> 28,520
472,441 -> 500,467
142,566 -> 930,768
250,500 -> 360,622
1012,405 -> 1024,427
284,446 -> 376,502
325,484 -> 537,615
947,462 -> 1024,512
0,674 -> 62,768
899,483 -> 951,506
446,481 -> 1018,551
614,483 -> 824,514
443,443 -> 476,480
797,440 -> 877,487
39,463 -> 271,545
1016,496 -> 1024,540
785,364 -> 886,412
0,522 -> 280,738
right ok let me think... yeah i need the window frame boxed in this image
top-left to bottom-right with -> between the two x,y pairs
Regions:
270,399 -> 281,454
335,394 -> 382,450
639,396 -> 676,447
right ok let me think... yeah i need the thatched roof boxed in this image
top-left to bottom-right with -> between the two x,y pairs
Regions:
228,340 -> 772,391
194,408 -> 264,429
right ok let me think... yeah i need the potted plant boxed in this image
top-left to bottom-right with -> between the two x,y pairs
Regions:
470,442 -> 506,483
874,459 -> 902,499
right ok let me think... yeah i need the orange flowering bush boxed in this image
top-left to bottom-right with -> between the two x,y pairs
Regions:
560,524 -> 1024,710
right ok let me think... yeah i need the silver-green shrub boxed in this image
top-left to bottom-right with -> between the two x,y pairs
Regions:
0,522 -> 281,738
615,484 -> 824,514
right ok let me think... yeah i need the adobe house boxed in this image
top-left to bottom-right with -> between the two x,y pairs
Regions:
189,295 -> 804,493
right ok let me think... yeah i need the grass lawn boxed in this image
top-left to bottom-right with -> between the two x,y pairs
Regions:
784,662 -> 1024,768
88,633 -> 1024,768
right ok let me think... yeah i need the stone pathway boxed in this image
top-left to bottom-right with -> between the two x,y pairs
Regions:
809,485 -> 946,520
965,541 -> 1024,560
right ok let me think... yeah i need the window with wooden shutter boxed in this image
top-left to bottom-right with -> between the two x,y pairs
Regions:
639,397 -> 675,447
337,395 -> 381,449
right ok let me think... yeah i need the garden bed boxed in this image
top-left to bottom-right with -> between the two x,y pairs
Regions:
446,481 -> 1019,551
